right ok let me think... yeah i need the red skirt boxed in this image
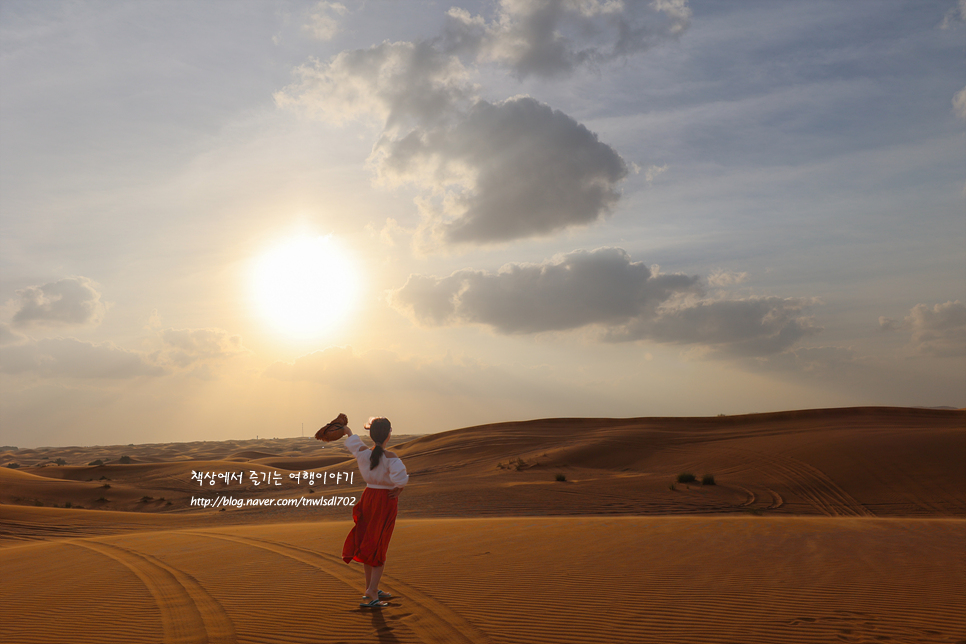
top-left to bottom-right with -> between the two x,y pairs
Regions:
342,487 -> 397,567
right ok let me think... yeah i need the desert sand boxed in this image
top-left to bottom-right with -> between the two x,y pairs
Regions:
1,407 -> 964,643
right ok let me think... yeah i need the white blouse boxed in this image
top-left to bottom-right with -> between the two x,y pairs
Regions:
345,434 -> 409,490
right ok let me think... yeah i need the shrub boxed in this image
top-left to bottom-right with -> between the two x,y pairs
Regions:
701,474 -> 716,486
34,500 -> 43,506
54,458 -> 67,466
95,497 -> 108,503
677,472 -> 696,483
88,459 -> 103,466
140,496 -> 153,503
499,457 -> 530,470
101,484 -> 111,489
6,462 -> 19,469
64,501 -> 72,508
118,456 -> 132,464
555,473 -> 567,482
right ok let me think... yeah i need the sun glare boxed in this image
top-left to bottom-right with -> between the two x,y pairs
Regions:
252,235 -> 361,339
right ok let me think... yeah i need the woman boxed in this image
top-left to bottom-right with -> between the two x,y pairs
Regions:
340,417 -> 408,608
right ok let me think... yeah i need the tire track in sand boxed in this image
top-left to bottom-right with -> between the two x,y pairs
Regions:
70,539 -> 236,644
186,531 -> 492,644
732,485 -> 756,507
726,447 -> 872,517
766,488 -> 784,509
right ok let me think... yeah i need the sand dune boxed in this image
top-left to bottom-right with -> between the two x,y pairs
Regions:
2,407 -> 964,643
2,407 -> 962,518
389,406 -> 965,518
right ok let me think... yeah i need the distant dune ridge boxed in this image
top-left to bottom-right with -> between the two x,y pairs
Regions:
1,407 -> 964,643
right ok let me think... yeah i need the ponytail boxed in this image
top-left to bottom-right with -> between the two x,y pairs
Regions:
370,445 -> 384,470
365,417 -> 392,470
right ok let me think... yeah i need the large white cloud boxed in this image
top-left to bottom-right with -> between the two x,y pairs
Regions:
390,247 -> 819,356
441,0 -> 691,78
0,337 -> 162,379
10,277 -> 106,327
276,2 -> 674,248
374,96 -> 628,244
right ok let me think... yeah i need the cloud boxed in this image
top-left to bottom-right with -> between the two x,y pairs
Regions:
907,301 -> 966,357
0,323 -> 26,347
0,337 -> 162,379
276,40 -> 472,130
276,2 -> 672,248
953,85 -> 966,121
374,96 -> 628,245
391,247 -> 698,332
879,301 -> 966,357
878,316 -> 903,332
707,269 -> 749,287
158,328 -> 248,368
751,346 -> 860,373
643,163 -> 668,183
607,296 -> 820,357
390,247 -> 819,356
940,0 -> 966,29
441,0 -> 691,78
10,277 -> 106,327
304,1 -> 347,41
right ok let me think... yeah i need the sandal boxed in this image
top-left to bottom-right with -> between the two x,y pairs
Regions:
359,598 -> 388,608
377,590 -> 393,599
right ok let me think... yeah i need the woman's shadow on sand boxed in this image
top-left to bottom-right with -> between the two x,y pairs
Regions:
365,605 -> 407,644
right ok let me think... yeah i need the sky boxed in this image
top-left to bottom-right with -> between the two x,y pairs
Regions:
1,0 -> 964,449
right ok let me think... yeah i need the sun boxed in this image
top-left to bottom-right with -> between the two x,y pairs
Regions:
251,235 -> 361,339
